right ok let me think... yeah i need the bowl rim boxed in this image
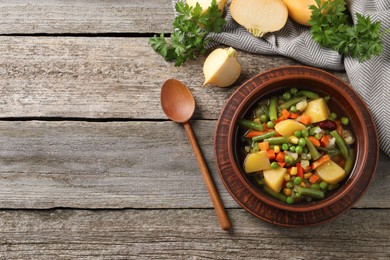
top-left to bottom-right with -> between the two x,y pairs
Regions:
219,65 -> 378,215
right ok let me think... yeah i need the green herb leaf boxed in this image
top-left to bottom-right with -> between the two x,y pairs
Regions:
149,0 -> 226,66
309,0 -> 385,62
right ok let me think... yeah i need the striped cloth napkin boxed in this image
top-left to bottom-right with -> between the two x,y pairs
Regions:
172,0 -> 390,156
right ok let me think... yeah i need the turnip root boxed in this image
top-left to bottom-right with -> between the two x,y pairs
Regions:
186,0 -> 227,14
283,0 -> 318,26
230,0 -> 288,37
203,47 -> 241,87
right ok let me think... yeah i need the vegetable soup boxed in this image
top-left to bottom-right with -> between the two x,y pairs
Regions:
236,88 -> 355,205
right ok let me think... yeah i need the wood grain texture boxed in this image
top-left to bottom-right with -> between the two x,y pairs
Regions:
0,36 -> 347,119
0,209 -> 389,259
0,120 -> 387,209
0,0 -> 173,34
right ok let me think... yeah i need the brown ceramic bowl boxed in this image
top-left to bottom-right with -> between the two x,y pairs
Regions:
215,66 -> 379,226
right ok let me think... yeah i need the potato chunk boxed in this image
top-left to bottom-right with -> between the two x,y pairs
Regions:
303,98 -> 330,123
263,167 -> 287,193
244,151 -> 271,174
315,159 -> 346,184
275,119 -> 307,137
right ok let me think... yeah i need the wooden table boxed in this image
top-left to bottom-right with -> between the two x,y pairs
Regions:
0,1 -> 389,258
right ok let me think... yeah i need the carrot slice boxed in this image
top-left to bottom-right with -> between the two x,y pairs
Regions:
281,109 -> 290,119
288,113 -> 299,119
320,134 -> 331,147
309,174 -> 320,184
296,162 -> 304,179
308,136 -> 321,147
266,149 -> 275,159
245,130 -> 266,138
299,114 -> 311,125
312,154 -> 331,170
259,141 -> 270,151
277,161 -> 286,167
275,152 -> 285,162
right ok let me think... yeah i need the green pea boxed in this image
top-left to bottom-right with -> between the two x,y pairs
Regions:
286,196 -> 294,204
267,121 -> 275,128
341,117 -> 349,125
293,177 -> 302,185
283,92 -> 291,100
271,162 -> 279,169
290,105 -> 297,113
319,181 -> 328,190
289,146 -> 296,152
329,112 -> 337,120
290,87 -> 298,94
285,155 -> 293,164
295,146 -> 303,154
294,130 -> 302,138
282,143 -> 289,151
301,130 -> 309,137
285,182 -> 294,188
260,114 -> 268,123
314,133 -> 322,140
298,138 -> 306,147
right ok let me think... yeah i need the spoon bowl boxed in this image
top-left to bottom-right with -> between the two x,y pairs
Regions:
161,79 -> 195,123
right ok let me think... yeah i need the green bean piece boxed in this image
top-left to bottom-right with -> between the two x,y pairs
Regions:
264,136 -> 289,145
295,186 -> 325,200
317,146 -> 340,157
278,96 -> 306,110
252,131 -> 276,142
260,104 -> 270,117
330,130 -> 349,159
238,119 -> 264,131
268,96 -> 278,122
254,106 -> 264,118
263,186 -> 287,203
344,149 -> 355,175
304,137 -> 321,161
296,90 -> 320,99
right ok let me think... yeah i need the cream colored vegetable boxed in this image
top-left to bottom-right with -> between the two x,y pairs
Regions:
244,151 -> 271,174
186,0 -> 227,14
230,0 -> 288,37
303,98 -> 330,123
263,167 -> 287,193
275,119 -> 307,136
203,47 -> 241,87
315,159 -> 346,184
283,0 -> 318,26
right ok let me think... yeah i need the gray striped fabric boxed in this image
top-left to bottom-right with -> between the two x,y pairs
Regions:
172,0 -> 390,156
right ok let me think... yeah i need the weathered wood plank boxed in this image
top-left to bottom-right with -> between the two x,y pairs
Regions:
0,0 -> 173,34
0,36 -> 347,119
0,120 -> 387,209
0,209 -> 389,259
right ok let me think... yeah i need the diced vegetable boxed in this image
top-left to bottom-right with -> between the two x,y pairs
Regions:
244,151 -> 271,173
263,167 -> 288,193
315,159 -> 346,184
303,98 -> 330,123
274,119 -> 307,137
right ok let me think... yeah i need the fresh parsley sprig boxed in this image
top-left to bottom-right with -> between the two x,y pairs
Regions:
309,0 -> 388,62
149,0 -> 226,66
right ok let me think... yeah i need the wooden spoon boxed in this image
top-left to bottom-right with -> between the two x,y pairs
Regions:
161,78 -> 231,231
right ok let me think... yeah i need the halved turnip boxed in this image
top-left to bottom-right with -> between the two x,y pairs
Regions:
230,0 -> 288,37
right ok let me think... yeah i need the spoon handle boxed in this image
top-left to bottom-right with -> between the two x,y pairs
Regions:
183,121 -> 231,231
